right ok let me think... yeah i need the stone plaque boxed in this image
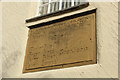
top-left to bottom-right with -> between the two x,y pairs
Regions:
23,10 -> 96,73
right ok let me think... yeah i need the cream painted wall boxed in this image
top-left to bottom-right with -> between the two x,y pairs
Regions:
90,2 -> 118,77
0,2 -> 2,79
2,2 -> 37,78
2,2 -> 118,78
118,2 -> 120,78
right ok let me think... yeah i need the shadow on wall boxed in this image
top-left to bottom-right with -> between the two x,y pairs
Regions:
118,2 -> 120,79
2,46 -> 22,77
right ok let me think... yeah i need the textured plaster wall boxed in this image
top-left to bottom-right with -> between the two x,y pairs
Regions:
91,2 -> 118,77
2,2 -> 118,78
2,2 -> 37,78
118,2 -> 120,78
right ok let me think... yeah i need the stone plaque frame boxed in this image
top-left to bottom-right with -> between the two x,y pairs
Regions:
23,9 -> 97,73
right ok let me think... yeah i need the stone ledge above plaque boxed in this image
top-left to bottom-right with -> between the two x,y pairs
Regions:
23,6 -> 97,73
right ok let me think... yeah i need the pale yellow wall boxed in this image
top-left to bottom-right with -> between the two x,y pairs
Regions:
2,2 -> 118,78
118,2 -> 120,78
0,2 -> 2,79
91,2 -> 118,77
27,2 -> 39,18
2,2 -> 34,78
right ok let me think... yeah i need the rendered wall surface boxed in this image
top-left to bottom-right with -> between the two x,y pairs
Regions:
2,2 -> 37,78
2,2 -> 118,78
0,2 -> 2,79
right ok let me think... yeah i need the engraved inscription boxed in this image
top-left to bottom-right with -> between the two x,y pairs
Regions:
23,12 -> 96,72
